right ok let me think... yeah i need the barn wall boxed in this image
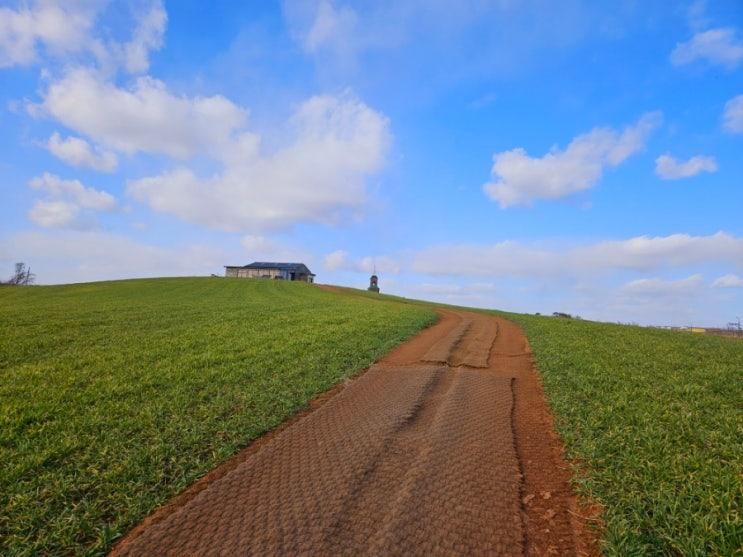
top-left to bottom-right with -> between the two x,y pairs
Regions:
226,267 -> 314,281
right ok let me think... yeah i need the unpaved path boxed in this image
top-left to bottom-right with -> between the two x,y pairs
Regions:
111,310 -> 595,556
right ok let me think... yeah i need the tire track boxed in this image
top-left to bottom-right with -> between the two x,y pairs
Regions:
111,309 -> 593,556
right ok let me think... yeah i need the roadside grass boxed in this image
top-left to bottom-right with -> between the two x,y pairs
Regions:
504,313 -> 742,556
322,288 -> 742,553
0,278 -> 435,556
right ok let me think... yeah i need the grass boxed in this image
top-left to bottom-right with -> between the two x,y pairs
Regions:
2,279 -> 741,555
504,313 -> 742,556
0,278 -> 435,556
306,289 -> 742,553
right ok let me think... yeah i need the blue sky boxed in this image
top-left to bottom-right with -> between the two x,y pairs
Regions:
1,0 -> 743,326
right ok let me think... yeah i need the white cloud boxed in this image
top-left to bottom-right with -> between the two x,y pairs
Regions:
671,28 -> 743,68
0,0 -> 164,74
121,1 -> 167,74
655,153 -> 717,179
128,92 -> 389,231
302,0 -> 357,54
483,112 -> 661,207
620,274 -> 704,298
30,172 -> 116,210
607,274 -> 709,325
38,68 -> 247,158
0,0 -> 97,67
47,132 -> 118,172
239,235 -> 311,264
723,94 -> 743,133
28,172 -> 117,229
324,249 -> 348,270
28,200 -> 81,229
37,68 -> 387,234
0,230 -> 226,284
356,256 -> 399,274
323,249 -> 399,273
712,274 -> 743,288
411,232 -> 743,277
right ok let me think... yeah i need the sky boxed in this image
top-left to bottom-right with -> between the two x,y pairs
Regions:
1,0 -> 743,326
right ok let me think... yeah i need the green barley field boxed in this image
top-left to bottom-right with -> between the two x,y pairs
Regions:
1,279 -> 741,555
505,312 -> 742,556
0,278 -> 435,556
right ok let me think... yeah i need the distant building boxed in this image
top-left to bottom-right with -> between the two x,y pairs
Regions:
224,262 -> 315,283
368,274 -> 379,293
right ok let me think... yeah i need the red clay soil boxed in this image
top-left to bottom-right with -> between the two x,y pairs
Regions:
110,310 -> 599,556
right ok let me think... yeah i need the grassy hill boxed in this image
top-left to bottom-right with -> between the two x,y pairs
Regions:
505,312 -> 742,556
1,279 -> 740,555
0,278 -> 435,556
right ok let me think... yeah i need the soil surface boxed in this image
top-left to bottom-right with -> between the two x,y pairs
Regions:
111,310 -> 597,556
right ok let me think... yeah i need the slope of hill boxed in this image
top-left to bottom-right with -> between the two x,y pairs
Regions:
506,313 -> 742,556
2,280 -> 740,556
0,278 -> 435,556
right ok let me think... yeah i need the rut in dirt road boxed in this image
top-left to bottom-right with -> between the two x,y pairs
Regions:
111,311 -> 592,557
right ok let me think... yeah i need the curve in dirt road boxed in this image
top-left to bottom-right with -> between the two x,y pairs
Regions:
111,310 -> 596,556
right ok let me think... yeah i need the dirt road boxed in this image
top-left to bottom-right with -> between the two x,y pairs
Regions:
111,310 -> 594,556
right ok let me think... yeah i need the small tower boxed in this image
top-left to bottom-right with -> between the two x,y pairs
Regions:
368,274 -> 379,293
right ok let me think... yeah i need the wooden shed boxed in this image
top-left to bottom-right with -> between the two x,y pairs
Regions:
224,262 -> 315,283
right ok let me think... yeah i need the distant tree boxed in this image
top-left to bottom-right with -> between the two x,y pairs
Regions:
5,262 -> 35,285
552,311 -> 573,319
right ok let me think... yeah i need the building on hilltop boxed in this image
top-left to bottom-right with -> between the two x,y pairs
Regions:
224,262 -> 315,283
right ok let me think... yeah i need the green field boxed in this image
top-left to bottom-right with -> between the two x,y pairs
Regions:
2,280 -> 741,555
506,313 -> 742,556
0,278 -> 435,556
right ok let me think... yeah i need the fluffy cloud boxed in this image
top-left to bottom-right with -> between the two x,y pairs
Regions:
0,1 -> 165,73
38,68 -> 247,158
0,230 -> 225,284
712,274 -> 743,288
28,172 -> 117,228
38,67 -> 390,231
723,94 -> 743,133
671,28 -> 743,68
323,250 -> 399,273
483,112 -> 661,207
0,0 -> 96,67
47,132 -> 118,172
121,1 -> 167,74
28,200 -> 82,229
128,93 -> 389,231
411,232 -> 743,277
655,153 -> 717,179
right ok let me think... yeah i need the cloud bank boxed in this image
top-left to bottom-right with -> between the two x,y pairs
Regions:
483,112 -> 661,207
411,232 -> 743,277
